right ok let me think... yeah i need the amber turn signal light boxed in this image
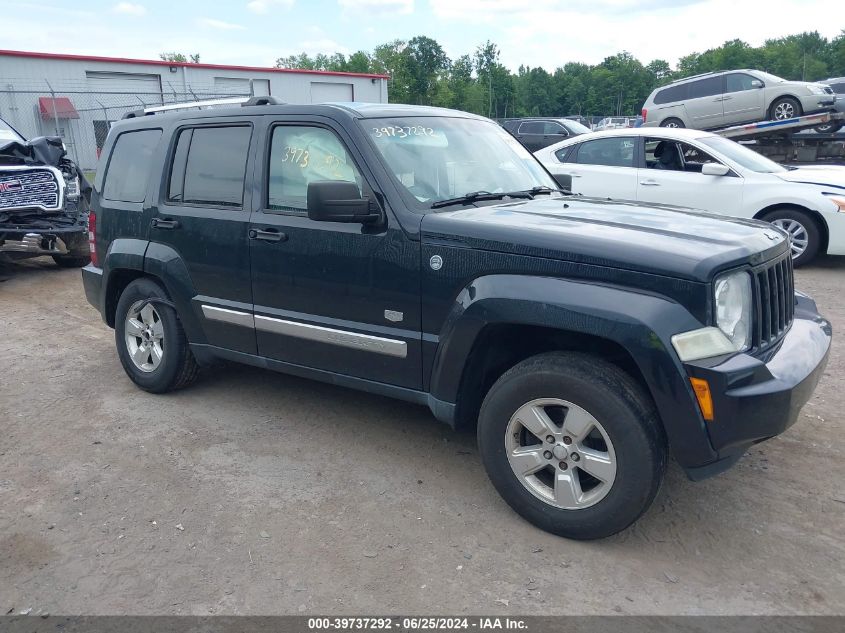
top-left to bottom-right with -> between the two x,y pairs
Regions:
690,377 -> 714,421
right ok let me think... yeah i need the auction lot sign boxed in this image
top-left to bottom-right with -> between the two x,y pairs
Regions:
1,617 -> 843,632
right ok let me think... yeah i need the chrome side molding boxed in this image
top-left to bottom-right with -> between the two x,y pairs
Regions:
254,315 -> 407,358
201,305 -> 255,328
201,305 -> 407,359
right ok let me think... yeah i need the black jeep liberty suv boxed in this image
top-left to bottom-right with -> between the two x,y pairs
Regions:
82,99 -> 831,539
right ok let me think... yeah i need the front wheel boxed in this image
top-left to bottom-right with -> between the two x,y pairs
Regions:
477,352 -> 666,540
770,96 -> 802,121
115,278 -> 199,393
762,208 -> 821,266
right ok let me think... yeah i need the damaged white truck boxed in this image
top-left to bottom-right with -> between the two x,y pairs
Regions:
0,116 -> 90,267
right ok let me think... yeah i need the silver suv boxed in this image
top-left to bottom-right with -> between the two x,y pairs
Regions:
642,69 -> 836,130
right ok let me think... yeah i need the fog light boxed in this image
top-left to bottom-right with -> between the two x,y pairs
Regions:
690,377 -> 714,421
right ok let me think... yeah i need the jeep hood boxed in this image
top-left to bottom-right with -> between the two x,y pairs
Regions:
421,197 -> 787,282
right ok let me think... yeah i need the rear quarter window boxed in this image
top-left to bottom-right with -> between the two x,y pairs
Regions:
653,83 -> 689,105
102,128 -> 162,203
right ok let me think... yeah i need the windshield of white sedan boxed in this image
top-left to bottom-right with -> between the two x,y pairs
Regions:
698,136 -> 786,173
365,117 -> 558,208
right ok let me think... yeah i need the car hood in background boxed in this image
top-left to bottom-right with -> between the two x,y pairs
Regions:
776,165 -> 845,190
421,196 -> 787,282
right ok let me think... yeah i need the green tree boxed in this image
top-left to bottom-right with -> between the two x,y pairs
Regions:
159,52 -> 201,63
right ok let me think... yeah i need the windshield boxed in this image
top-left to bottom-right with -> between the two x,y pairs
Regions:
563,119 -> 591,134
0,117 -> 25,144
698,136 -> 786,174
364,116 -> 558,209
754,71 -> 786,84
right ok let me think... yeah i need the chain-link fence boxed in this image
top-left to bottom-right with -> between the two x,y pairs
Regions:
0,79 -> 251,174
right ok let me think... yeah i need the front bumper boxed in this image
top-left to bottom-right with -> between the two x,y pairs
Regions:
0,226 -> 85,258
682,292 -> 831,480
800,94 -> 836,113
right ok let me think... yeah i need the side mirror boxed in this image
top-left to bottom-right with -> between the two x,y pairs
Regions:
751,79 -> 764,89
553,173 -> 572,190
701,163 -> 730,176
307,181 -> 381,224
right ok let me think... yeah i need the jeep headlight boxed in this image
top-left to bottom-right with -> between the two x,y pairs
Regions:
671,271 -> 752,362
807,84 -> 827,95
714,271 -> 752,351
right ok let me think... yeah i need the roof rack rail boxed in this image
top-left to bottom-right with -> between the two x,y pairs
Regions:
242,95 -> 286,106
122,95 -> 286,119
667,71 -> 717,84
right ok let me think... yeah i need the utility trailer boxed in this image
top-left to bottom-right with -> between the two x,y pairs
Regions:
714,111 -> 845,163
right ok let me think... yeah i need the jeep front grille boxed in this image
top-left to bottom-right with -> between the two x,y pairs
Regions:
752,252 -> 794,350
0,167 -> 62,212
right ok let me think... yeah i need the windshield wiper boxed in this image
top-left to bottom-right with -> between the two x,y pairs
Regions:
430,189 -> 535,209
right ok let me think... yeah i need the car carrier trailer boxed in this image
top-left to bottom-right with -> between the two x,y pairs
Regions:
714,111 -> 845,163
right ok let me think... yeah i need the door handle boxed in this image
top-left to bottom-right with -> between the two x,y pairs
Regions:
722,96 -> 732,101
151,218 -> 180,230
249,228 -> 287,242
639,180 -> 660,186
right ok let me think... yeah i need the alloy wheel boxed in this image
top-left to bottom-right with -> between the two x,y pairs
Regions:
124,300 -> 165,372
505,398 -> 616,510
773,102 -> 795,120
771,218 -> 808,258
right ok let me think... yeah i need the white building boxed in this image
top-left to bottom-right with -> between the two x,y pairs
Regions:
0,49 -> 389,170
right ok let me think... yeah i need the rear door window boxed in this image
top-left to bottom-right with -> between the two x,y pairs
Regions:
688,76 -> 723,99
518,121 -> 544,134
575,137 -> 635,167
102,129 -> 162,203
167,125 -> 252,207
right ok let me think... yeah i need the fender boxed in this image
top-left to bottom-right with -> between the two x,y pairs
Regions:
100,238 -> 147,323
428,274 -> 718,468
143,242 -> 207,345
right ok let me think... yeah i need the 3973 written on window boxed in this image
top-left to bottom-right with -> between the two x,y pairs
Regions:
268,126 -> 362,213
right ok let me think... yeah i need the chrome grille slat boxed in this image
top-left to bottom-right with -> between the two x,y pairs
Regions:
752,252 -> 794,350
0,168 -> 61,211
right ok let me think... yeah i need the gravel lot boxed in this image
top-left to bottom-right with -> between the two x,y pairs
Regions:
1,256 -> 843,616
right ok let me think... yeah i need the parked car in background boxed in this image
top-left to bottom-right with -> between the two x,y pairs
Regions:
501,117 -> 591,151
814,76 -> 845,133
594,117 -> 634,131
534,127 -> 845,266
564,115 -> 591,128
642,70 -> 836,130
0,116 -> 91,267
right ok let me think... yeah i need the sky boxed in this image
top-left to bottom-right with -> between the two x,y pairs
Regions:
0,0 -> 842,72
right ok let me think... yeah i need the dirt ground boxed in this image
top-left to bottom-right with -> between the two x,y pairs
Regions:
1,256 -> 843,616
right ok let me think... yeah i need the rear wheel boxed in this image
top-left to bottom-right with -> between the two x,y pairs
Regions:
477,352 -> 666,540
660,117 -> 685,128
115,278 -> 199,393
52,254 -> 90,268
770,96 -> 802,121
814,121 -> 843,134
762,207 -> 821,266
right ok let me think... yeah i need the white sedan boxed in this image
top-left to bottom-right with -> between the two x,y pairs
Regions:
534,127 -> 845,265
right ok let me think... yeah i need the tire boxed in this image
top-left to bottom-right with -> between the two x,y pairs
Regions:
814,122 -> 843,134
52,233 -> 90,268
660,117 -> 685,128
769,96 -> 802,121
761,207 -> 821,267
114,277 -> 199,393
52,254 -> 90,268
477,352 -> 666,540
